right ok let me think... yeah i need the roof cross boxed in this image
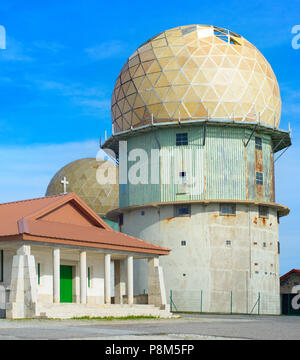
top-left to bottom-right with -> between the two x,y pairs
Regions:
61,176 -> 69,194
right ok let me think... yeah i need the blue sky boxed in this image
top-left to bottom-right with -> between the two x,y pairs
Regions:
0,0 -> 299,274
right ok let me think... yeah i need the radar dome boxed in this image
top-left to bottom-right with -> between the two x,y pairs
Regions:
111,25 -> 281,132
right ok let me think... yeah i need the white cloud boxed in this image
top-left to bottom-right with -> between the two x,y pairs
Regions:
0,140 -> 107,203
0,37 -> 34,62
77,99 -> 110,109
32,41 -> 66,53
28,78 -> 110,112
85,40 -> 127,60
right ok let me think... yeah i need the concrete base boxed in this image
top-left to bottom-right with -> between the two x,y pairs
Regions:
123,203 -> 281,315
38,303 -> 172,319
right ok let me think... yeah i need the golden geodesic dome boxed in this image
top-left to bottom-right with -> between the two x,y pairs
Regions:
111,25 -> 281,132
46,158 -> 119,216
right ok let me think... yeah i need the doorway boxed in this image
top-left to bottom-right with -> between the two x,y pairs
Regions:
60,265 -> 73,303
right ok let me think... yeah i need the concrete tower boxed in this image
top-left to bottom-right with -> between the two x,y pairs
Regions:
104,25 -> 291,314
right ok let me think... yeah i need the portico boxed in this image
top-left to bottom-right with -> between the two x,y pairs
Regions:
0,193 -> 170,319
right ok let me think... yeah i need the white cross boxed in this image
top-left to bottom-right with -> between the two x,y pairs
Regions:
61,176 -> 69,194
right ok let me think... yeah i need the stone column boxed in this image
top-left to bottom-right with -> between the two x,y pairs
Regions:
80,251 -> 87,304
114,259 -> 126,304
6,244 -> 38,319
104,254 -> 111,304
53,248 -> 60,303
148,257 -> 167,309
127,255 -> 134,305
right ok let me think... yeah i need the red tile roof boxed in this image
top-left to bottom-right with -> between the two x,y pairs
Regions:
280,269 -> 300,280
0,193 -> 170,255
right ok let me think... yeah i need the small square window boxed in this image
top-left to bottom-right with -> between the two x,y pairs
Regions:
255,137 -> 262,150
175,205 -> 191,217
181,241 -> 186,246
179,171 -> 187,184
220,204 -> 236,216
176,133 -> 188,146
259,205 -> 268,218
226,240 -> 232,246
256,172 -> 263,185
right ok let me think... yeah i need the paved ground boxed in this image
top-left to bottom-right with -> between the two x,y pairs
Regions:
0,314 -> 299,340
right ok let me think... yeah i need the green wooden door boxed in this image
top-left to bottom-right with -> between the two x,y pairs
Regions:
60,265 -> 73,303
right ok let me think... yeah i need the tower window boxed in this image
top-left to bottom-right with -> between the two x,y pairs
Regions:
175,205 -> 191,217
179,171 -> 187,184
259,206 -> 268,218
176,133 -> 188,146
181,241 -> 187,246
255,136 -> 262,150
256,172 -> 263,185
220,204 -> 236,216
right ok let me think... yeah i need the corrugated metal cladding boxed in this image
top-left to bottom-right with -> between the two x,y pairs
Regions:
119,125 -> 274,208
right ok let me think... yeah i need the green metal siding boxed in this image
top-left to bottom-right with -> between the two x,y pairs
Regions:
119,125 -> 273,207
245,129 -> 256,200
206,127 -> 246,200
262,136 -> 272,202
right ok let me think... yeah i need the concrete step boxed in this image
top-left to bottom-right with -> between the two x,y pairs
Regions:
38,303 -> 171,319
40,303 -> 156,309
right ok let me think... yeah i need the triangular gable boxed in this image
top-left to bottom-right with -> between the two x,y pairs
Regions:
23,193 -> 111,230
38,202 -> 100,227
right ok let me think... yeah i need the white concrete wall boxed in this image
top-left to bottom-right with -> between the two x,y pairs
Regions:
0,246 -> 108,307
123,203 -> 281,314
86,252 -> 105,304
34,248 -> 106,305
